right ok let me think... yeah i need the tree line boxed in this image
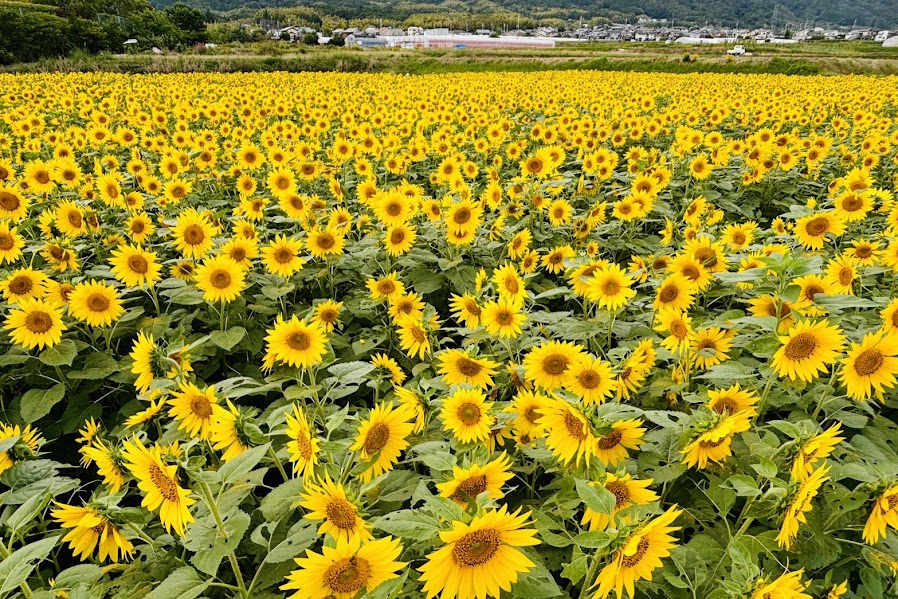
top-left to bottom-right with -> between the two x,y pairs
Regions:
0,0 -> 209,65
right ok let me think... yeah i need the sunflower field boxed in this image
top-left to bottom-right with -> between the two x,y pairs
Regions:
0,70 -> 897,599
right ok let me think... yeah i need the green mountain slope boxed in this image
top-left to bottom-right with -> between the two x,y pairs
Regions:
150,0 -> 896,29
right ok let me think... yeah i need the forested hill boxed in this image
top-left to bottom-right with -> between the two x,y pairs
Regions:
151,0 -> 896,29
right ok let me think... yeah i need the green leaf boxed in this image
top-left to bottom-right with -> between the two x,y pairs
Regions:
67,352 -> 119,380
20,384 -> 66,423
561,545 -> 588,584
5,491 -> 49,534
217,443 -> 269,486
51,564 -> 103,589
572,530 -> 611,549
146,567 -> 210,599
725,475 -> 761,497
260,478 -> 304,521
210,326 -> 246,351
185,510 -> 251,576
575,479 -> 615,515
0,536 -> 57,594
327,361 -> 375,384
264,521 -> 317,563
373,510 -> 442,540
38,340 -> 77,367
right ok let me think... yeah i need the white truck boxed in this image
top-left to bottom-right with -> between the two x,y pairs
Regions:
727,45 -> 746,55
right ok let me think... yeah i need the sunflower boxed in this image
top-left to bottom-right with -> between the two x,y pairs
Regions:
0,221 -> 24,264
261,234 -> 305,277
681,410 -> 752,469
41,241 -> 79,273
24,160 -> 55,194
542,244 -> 576,274
667,253 -> 713,291
281,535 -> 405,599
306,227 -> 346,260
0,183 -> 29,221
653,274 -> 696,312
883,299 -> 898,334
171,261 -> 195,281
367,272 -> 405,301
263,315 -> 328,370
839,330 -> 898,400
52,503 -> 134,563
444,199 -> 482,234
55,201 -> 88,238
4,298 -> 66,350
824,255 -> 856,295
308,300 -> 342,333
507,229 -> 532,260
81,440 -> 126,492
449,293 -> 482,328
845,239 -> 881,266
396,315 -> 431,359
121,436 -> 195,536
690,327 -> 734,369
793,212 -> 845,250
585,263 -> 636,311
581,474 -> 660,532
564,356 -> 617,405
437,453 -> 515,508
68,280 -> 123,327
109,244 -> 161,288
350,401 -> 415,483
437,349 -> 499,389
504,390 -> 547,438
750,570 -> 811,599
706,384 -> 758,416
384,224 -> 417,256
492,262 -> 526,305
772,320 -> 845,382
594,419 -> 645,466
372,190 -> 415,226
791,424 -> 843,481
168,382 -> 218,440
1,267 -> 48,304
195,255 -> 246,303
792,274 -> 833,317
209,400 -> 248,462
388,292 -> 424,322
0,423 -> 42,475
720,221 -> 758,250
594,506 -> 682,599
220,237 -> 258,269
523,340 -> 585,390
682,236 -> 728,273
172,208 -> 216,259
776,464 -> 829,549
654,310 -> 694,354
863,484 -> 898,544
833,189 -> 873,222
286,405 -> 319,478
537,399 -> 596,465
481,298 -> 527,339
266,167 -> 296,198
298,474 -> 372,542
418,505 -> 539,599
370,353 -> 405,385
441,388 -> 494,444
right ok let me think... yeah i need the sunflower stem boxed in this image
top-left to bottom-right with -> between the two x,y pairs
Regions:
267,445 -> 289,481
579,548 -> 602,599
198,480 -> 248,598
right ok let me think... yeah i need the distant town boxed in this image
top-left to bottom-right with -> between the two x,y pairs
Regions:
262,20 -> 898,50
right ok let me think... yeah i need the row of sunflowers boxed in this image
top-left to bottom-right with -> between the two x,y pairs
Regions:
0,70 -> 897,598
